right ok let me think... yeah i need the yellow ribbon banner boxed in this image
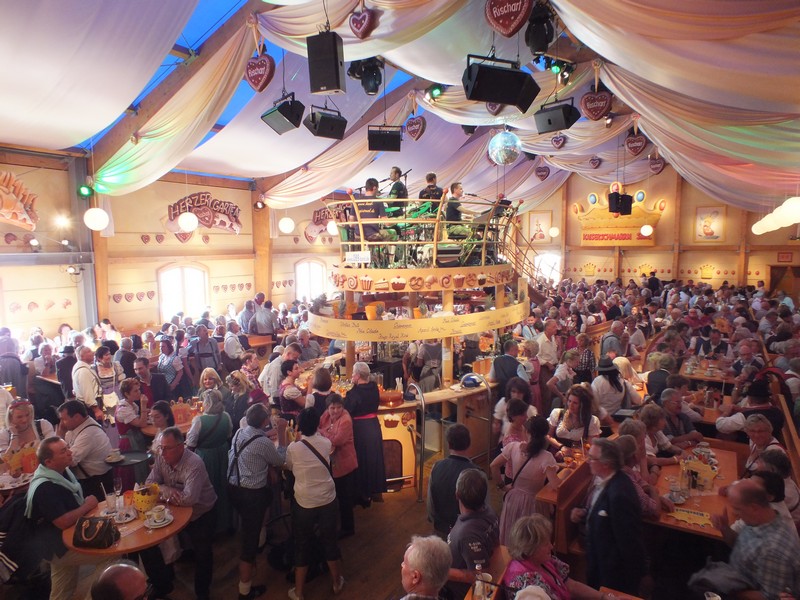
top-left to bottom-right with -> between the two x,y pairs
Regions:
308,302 -> 528,342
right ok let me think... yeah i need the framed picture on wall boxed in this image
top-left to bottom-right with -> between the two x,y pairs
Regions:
694,206 -> 726,242
777,252 -> 793,263
528,211 -> 552,244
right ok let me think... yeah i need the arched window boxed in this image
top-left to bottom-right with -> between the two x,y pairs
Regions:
295,259 -> 326,304
534,253 -> 562,284
158,264 -> 209,324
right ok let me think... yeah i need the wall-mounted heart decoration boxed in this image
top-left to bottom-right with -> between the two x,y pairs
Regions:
4,232 -> 17,244
124,293 -> 134,303
535,166 -> 550,181
174,232 -> 192,244
213,285 -> 220,293
136,292 -> 145,301
579,90 -> 613,121
349,7 -> 377,40
551,134 -> 566,149
230,286 -> 236,294
147,290 -> 155,300
27,301 -> 38,312
293,236 -> 299,244
405,116 -> 426,141
649,156 -> 666,175
238,283 -> 244,291
625,134 -> 647,156
63,298 -> 72,309
222,285 -> 228,293
45,300 -> 55,311
484,0 -> 533,37
244,52 -> 275,93
9,302 -> 20,313
288,280 -> 294,286
282,280 -> 288,287
276,281 -> 282,288
271,282 -> 275,289
141,234 -> 150,244
486,102 -> 505,116
112,294 -> 122,304
155,234 -> 165,244
245,283 -> 252,291
201,235 -> 210,244
589,156 -> 601,169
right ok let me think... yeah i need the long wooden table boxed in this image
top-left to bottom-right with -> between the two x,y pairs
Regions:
679,358 -> 735,390
63,503 -> 192,555
140,420 -> 192,438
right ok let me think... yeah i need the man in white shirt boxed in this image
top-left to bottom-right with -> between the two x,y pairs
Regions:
57,400 -> 113,499
223,321 -> 245,363
71,345 -> 101,413
258,343 -> 301,403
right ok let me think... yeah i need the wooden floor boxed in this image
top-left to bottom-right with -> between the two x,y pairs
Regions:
8,452 -> 503,600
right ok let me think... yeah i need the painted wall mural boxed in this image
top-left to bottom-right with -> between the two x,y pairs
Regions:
0,171 -> 38,231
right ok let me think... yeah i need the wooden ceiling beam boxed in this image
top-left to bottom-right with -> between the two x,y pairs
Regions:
90,0 -> 270,170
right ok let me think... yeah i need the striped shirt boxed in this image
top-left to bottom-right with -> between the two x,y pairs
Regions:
227,425 -> 286,489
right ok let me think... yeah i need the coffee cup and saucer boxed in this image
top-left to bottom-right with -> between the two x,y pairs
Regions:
144,505 -> 173,529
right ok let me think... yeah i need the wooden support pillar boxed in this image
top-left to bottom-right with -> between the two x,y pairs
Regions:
345,291 -> 355,378
738,214 -> 749,287
92,229 -> 108,320
442,290 -> 454,387
613,246 -> 623,279
252,189 -> 272,296
672,173 -> 683,277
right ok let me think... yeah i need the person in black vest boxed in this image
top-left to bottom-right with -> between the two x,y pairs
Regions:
647,271 -> 662,295
114,338 -> 137,378
427,424 -> 475,539
56,345 -> 77,399
489,340 -> 528,396
698,328 -> 733,360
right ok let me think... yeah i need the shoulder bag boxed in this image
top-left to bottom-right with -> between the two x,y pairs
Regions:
301,439 -> 332,476
72,516 -> 120,549
504,453 -> 533,499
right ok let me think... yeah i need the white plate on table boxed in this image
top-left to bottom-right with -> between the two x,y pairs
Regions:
114,511 -> 136,524
144,513 -> 174,529
106,455 -> 124,463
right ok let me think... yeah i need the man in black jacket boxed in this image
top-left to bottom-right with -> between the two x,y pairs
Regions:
113,338 -> 137,378
134,358 -> 170,406
55,345 -> 77,399
427,425 -> 475,538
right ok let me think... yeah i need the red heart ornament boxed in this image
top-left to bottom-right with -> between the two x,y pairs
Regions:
124,293 -> 134,303
349,8 -> 377,40
245,53 -> 275,93
551,134 -> 566,149
4,232 -> 17,244
276,281 -> 281,288
649,156 -> 666,175
579,90 -> 613,121
155,234 -> 165,244
112,294 -> 122,304
486,102 -> 505,116
238,283 -> 244,291
625,134 -> 647,156
141,234 -> 150,244
288,280 -> 294,286
245,283 -> 252,291
136,292 -> 145,302
174,232 -> 192,244
282,280 -> 288,287
202,235 -> 210,244
405,116 -> 426,141
535,166 -> 550,181
589,156 -> 601,169
147,290 -> 155,300
222,285 -> 228,293
484,0 -> 533,37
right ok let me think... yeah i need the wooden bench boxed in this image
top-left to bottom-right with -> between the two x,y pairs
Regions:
777,394 -> 800,483
586,320 -> 613,361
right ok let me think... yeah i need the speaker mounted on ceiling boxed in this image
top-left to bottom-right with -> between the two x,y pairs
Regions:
303,106 -> 347,140
533,98 -> 582,135
260,93 -> 306,135
368,125 -> 403,152
608,192 -> 633,215
306,30 -> 346,95
461,54 -> 540,114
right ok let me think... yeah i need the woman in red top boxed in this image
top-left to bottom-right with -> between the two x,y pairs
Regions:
319,395 -> 358,537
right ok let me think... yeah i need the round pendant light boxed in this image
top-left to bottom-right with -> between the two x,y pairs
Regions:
83,207 -> 110,231
548,226 -> 560,238
177,211 -> 199,233
326,220 -> 338,236
278,216 -> 296,234
640,224 -> 654,237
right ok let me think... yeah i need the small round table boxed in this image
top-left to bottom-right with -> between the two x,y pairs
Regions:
106,451 -> 150,469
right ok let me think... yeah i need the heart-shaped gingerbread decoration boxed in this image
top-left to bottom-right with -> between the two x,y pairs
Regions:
213,286 -> 220,293
589,156 -> 601,169
484,0 -> 533,37
238,283 -> 244,291
405,116 -> 426,141
124,293 -> 134,303
649,156 -> 666,175
147,290 -> 155,300
222,285 -> 228,293
174,232 -> 192,244
155,234 -> 165,244
551,134 -> 566,149
535,166 -> 550,181
486,102 -> 505,116
245,53 -> 275,93
625,134 -> 647,156
276,281 -> 282,288
141,234 -> 150,244
579,90 -> 613,121
245,283 -> 252,291
112,294 -> 122,304
202,235 -> 210,244
136,292 -> 145,302
288,280 -> 294,286
349,8 -> 377,39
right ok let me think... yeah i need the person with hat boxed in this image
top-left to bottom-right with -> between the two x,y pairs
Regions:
56,344 -> 78,400
591,356 -> 642,416
716,380 -> 785,440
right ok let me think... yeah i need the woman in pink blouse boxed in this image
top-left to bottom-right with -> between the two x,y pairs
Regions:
319,395 -> 358,538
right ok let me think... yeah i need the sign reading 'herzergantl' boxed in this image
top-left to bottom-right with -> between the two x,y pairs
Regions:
167,191 -> 243,234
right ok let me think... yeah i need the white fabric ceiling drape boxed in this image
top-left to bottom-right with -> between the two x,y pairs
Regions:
94,26 -> 252,196
0,0 -> 197,149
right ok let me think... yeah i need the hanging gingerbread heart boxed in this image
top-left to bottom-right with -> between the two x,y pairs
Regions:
213,285 -> 220,293
238,283 -> 244,291
293,236 -> 299,244
202,235 -> 210,244
484,0 -> 533,37
579,90 -> 613,121
245,52 -> 275,93
136,292 -> 145,302
222,285 -> 228,293
551,134 -> 566,149
649,156 -> 666,175
276,281 -> 282,288
349,4 -> 377,40
124,293 -> 134,303
112,294 -> 122,304
535,166 -> 550,181
589,156 -> 602,169
174,231 -> 193,243
141,234 -> 150,244
245,283 -> 252,291
288,280 -> 294,286
155,234 -> 165,244
625,133 -> 647,156
405,116 -> 426,141
147,290 -> 155,300
486,102 -> 505,116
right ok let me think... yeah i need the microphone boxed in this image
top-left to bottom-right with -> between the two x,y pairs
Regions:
401,168 -> 413,177
464,193 -> 480,197
378,177 -> 390,183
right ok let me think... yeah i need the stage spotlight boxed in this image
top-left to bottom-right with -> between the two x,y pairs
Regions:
461,124 -> 477,135
77,184 -> 93,198
360,58 -> 383,95
253,199 -> 266,210
425,83 -> 444,101
347,60 -> 363,81
605,114 -> 614,128
525,3 -> 555,56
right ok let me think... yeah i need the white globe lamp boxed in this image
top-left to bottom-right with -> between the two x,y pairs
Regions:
326,220 -> 338,236
278,216 -> 296,234
640,224 -> 654,237
177,211 -> 199,233
83,208 -> 110,231
548,226 -> 560,238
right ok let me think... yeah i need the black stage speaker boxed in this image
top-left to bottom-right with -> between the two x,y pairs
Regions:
608,192 -> 633,215
303,110 -> 347,140
307,31 -> 345,95
260,98 -> 305,135
368,127 -> 403,152
462,56 -> 540,113
533,104 -> 582,134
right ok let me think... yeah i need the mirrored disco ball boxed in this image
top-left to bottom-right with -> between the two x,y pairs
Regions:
488,130 -> 522,165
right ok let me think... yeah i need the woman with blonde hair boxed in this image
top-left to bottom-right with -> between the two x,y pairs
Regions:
639,403 -> 685,469
225,370 -> 253,433
0,400 -> 55,473
612,356 -> 643,386
520,339 -> 542,413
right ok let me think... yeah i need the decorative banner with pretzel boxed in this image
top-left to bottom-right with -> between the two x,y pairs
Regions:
166,191 -> 243,234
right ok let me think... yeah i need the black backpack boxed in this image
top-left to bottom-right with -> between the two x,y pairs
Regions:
0,494 -> 40,583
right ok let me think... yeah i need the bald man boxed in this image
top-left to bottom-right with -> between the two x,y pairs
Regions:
91,562 -> 148,600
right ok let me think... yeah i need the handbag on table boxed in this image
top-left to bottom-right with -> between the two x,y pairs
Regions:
72,516 -> 120,549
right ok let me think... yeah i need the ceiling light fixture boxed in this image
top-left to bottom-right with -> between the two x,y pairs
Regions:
524,2 -> 556,56
548,226 -> 560,238
424,83 -> 444,101
326,220 -> 338,236
253,199 -> 266,210
278,216 -> 296,234
640,224 -> 654,237
177,211 -> 199,233
83,207 -> 109,231
347,58 -> 383,96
